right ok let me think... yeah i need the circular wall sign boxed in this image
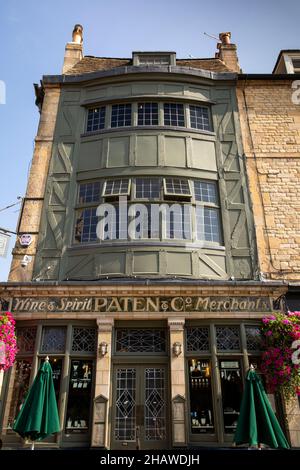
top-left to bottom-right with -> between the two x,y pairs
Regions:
19,234 -> 32,246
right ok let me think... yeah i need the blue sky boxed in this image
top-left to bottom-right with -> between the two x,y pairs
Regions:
0,0 -> 299,281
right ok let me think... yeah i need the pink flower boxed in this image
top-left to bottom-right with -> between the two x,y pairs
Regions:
266,331 -> 273,336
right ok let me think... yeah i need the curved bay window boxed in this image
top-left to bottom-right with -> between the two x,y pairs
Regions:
185,323 -> 262,442
74,177 -> 222,246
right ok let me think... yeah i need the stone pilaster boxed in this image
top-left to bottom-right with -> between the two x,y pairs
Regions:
168,318 -> 187,446
91,318 -> 114,448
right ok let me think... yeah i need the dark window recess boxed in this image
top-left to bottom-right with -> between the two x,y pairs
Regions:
65,359 -> 93,433
86,107 -> 106,132
111,104 -> 132,127
188,359 -> 215,434
219,360 -> 243,434
138,102 -> 159,125
190,105 -> 210,131
164,103 -> 185,127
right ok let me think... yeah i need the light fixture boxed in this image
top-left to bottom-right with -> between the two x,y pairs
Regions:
172,341 -> 182,357
99,341 -> 108,356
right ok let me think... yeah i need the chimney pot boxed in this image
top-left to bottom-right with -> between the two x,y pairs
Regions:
219,32 -> 231,45
72,24 -> 83,44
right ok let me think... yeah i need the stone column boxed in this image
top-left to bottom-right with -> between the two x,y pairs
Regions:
168,318 -> 187,447
91,318 -> 113,449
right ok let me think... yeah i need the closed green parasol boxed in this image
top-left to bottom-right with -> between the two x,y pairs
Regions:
234,366 -> 289,449
13,356 -> 60,449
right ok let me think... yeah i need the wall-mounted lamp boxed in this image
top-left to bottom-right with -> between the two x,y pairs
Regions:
99,341 -> 108,357
172,341 -> 182,357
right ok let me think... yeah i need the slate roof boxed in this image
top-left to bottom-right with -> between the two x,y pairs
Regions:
64,56 -> 232,75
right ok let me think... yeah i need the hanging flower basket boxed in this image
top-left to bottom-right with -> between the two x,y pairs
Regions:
261,311 -> 300,400
0,311 -> 18,371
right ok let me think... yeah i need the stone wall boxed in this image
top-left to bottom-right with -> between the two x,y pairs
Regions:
237,80 -> 300,281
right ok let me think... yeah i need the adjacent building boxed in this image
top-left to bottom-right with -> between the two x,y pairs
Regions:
0,26 -> 299,449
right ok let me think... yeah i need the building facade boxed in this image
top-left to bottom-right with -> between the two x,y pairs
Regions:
0,27 -> 298,449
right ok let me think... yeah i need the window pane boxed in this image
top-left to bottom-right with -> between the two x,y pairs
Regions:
186,327 -> 210,352
245,326 -> 263,352
111,104 -> 132,127
7,358 -> 33,429
65,360 -> 93,433
196,207 -> 221,243
78,182 -> 101,204
165,204 -> 191,239
115,329 -> 166,353
72,327 -> 97,353
194,181 -> 217,204
41,326 -> 67,353
164,178 -> 191,195
75,208 -> 98,243
190,105 -> 210,131
219,360 -> 243,434
16,327 -> 37,354
135,178 -> 160,199
216,326 -> 241,351
188,359 -> 214,434
164,103 -> 184,127
103,179 -> 130,196
86,107 -> 106,132
138,103 -> 159,125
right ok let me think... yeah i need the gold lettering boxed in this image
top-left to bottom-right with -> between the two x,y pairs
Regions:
38,301 -> 47,311
146,297 -> 160,312
95,298 -> 107,311
210,301 -> 217,310
132,298 -> 145,312
170,297 -> 184,312
195,297 -> 210,311
239,300 -> 247,310
107,298 -> 122,312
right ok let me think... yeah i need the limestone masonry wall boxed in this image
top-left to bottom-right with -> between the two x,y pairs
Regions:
237,80 -> 300,280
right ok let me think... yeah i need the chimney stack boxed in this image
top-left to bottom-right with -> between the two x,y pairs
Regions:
62,24 -> 83,74
216,32 -> 240,73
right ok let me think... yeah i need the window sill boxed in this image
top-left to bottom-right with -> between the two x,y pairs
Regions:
81,126 -> 216,139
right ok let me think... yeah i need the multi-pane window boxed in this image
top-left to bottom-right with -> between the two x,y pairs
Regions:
138,55 -> 171,65
86,107 -> 106,132
135,178 -> 160,199
103,179 -> 131,197
138,103 -> 159,125
194,181 -> 218,204
75,208 -> 98,243
194,181 -> 221,244
164,178 -> 191,197
111,104 -> 132,127
164,103 -> 185,127
78,182 -> 101,204
74,177 -> 222,245
196,207 -> 221,243
190,105 -> 210,131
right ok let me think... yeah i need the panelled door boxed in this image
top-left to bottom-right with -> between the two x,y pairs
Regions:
111,364 -> 169,450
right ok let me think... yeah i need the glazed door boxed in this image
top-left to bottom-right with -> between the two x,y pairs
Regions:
111,365 -> 169,450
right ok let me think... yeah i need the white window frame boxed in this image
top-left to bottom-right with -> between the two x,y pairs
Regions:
163,178 -> 192,198
102,179 -> 131,197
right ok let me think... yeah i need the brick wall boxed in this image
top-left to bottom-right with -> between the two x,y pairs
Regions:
237,80 -> 300,280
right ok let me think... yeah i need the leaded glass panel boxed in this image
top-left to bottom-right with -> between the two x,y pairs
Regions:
16,327 -> 37,353
72,327 -> 97,353
41,326 -> 67,353
145,368 -> 166,441
245,326 -> 263,352
115,329 -> 166,353
115,368 -> 136,441
216,326 -> 241,351
186,327 -> 210,352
